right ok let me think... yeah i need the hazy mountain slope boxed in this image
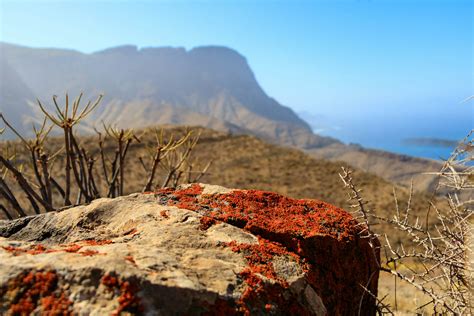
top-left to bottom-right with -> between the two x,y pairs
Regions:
0,58 -> 36,137
308,143 -> 442,191
0,42 -> 337,148
0,42 -> 442,191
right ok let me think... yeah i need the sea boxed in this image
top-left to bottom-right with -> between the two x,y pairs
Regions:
301,111 -> 473,162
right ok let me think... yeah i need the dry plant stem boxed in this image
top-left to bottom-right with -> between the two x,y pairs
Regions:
0,178 -> 26,217
69,133 -> 92,202
339,167 -> 382,316
63,126 -> 72,205
359,283 -> 394,315
0,204 -> 13,220
143,148 -> 162,192
339,167 -> 380,262
50,177 -> 65,200
31,150 -> 47,202
96,132 -> 110,186
119,135 -> 124,196
39,154 -> 52,206
141,128 -> 191,191
0,155 -> 52,212
0,114 -> 54,212
0,93 -> 211,218
161,130 -> 200,188
340,129 -> 473,314
37,93 -> 103,205
103,125 -> 134,198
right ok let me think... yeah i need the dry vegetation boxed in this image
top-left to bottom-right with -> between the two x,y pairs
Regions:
341,131 -> 473,314
1,93 -> 470,314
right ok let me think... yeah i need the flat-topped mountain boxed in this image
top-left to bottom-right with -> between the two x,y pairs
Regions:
0,42 -> 442,191
0,42 -> 336,149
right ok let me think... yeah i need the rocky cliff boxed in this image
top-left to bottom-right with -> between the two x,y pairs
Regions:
0,184 -> 379,315
0,42 -> 337,149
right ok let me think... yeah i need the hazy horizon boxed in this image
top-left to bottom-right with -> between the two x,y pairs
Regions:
1,0 -> 472,159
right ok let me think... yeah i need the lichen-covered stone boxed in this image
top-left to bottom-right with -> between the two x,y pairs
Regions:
0,183 -> 379,315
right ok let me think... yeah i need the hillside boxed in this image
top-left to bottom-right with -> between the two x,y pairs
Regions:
0,58 -> 36,138
309,142 -> 443,192
0,125 -> 436,240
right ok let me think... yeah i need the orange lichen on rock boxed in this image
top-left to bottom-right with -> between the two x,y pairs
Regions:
1,240 -> 108,257
2,270 -> 72,315
2,244 -> 54,256
199,216 -> 217,231
224,238 -> 311,314
165,183 -> 203,211
236,268 -> 310,316
82,239 -> 113,246
160,210 -> 170,219
79,249 -> 101,256
124,255 -> 137,266
62,244 -> 83,253
101,273 -> 143,315
227,238 -> 298,282
202,189 -> 360,241
153,185 -> 379,314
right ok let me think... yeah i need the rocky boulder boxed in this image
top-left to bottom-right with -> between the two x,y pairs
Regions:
0,184 -> 379,315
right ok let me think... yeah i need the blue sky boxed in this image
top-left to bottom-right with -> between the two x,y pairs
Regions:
0,0 -> 472,158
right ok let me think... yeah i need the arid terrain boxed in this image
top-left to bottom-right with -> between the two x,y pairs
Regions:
1,42 -> 443,194
1,123 -> 455,314
1,125 -> 441,238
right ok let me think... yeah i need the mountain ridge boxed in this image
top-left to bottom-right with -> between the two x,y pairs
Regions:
1,41 -> 338,149
0,41 -> 441,191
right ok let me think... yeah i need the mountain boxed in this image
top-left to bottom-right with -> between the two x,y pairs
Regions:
0,57 -> 36,137
0,42 -> 441,191
0,42 -> 336,149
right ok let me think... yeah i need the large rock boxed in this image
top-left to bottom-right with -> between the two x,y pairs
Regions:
0,184 -> 379,315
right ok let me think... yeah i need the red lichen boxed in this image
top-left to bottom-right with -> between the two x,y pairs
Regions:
26,244 -> 51,255
61,242 -> 107,256
79,249 -> 101,256
173,183 -> 203,196
82,239 -> 113,246
226,238 -> 297,282
152,185 -> 379,314
101,273 -> 143,315
4,270 -> 72,315
199,216 -> 217,231
160,210 -> 170,219
62,244 -> 83,253
2,245 -> 28,256
2,244 -> 55,256
101,274 -> 119,288
124,255 -> 137,266
167,183 -> 203,211
1,241 -> 108,258
223,238 -> 311,314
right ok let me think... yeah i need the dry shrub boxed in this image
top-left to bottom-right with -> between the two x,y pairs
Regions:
0,93 -> 209,218
341,130 -> 473,314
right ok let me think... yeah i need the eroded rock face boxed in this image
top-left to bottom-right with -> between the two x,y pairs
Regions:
0,184 -> 379,315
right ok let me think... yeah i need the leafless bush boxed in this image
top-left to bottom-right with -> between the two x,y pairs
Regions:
0,93 -> 211,219
159,129 -> 212,188
340,130 -> 473,314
